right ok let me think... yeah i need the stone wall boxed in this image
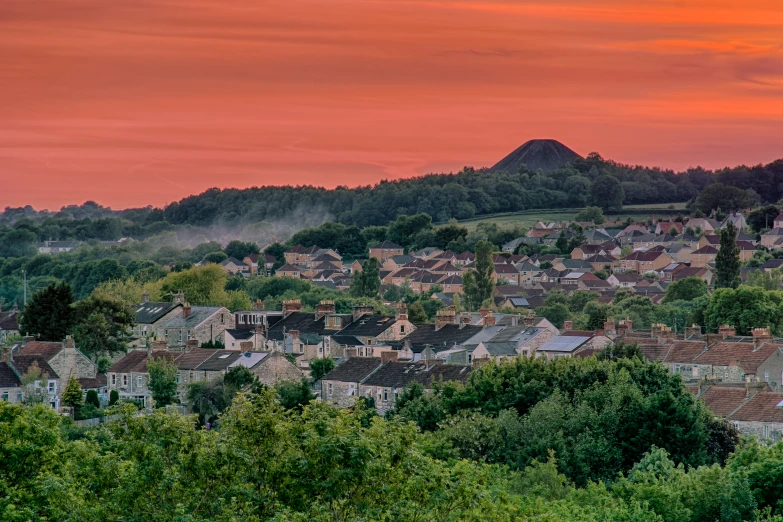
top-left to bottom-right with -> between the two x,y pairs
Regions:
49,343 -> 97,382
252,352 -> 303,386
375,319 -> 416,342
322,379 -> 360,408
736,421 -> 783,441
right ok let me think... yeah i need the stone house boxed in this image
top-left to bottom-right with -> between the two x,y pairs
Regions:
332,306 -> 415,346
494,263 -> 520,285
321,357 -> 384,408
0,306 -> 20,344
220,257 -> 251,277
369,241 -> 404,262
618,251 -> 673,274
761,228 -> 783,249
727,391 -> 783,440
161,304 -> 234,349
536,331 -> 611,360
664,243 -> 693,264
0,357 -> 23,404
471,325 -> 555,361
131,293 -> 183,347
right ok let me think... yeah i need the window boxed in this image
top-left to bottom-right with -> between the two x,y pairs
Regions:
400,324 -> 405,334
383,390 -> 388,402
16,393 -> 22,402
137,376 -> 142,387
1,392 -> 8,401
48,382 -> 56,394
328,383 -> 333,395
111,374 -> 116,385
764,425 -> 770,439
176,372 -> 181,384
220,314 -> 224,324
122,375 -> 128,386
765,370 -> 770,382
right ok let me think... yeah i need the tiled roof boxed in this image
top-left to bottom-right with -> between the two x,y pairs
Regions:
78,374 -> 107,389
439,275 -> 463,285
12,355 -> 59,379
729,392 -> 783,423
163,307 -> 225,329
0,310 -> 19,331
18,341 -> 62,359
108,351 -> 149,373
662,340 -> 707,364
692,246 -> 718,255
322,357 -> 382,382
371,241 -> 403,249
277,263 -> 303,272
693,342 -> 781,375
699,386 -> 750,417
0,362 -> 21,388
134,302 -> 181,324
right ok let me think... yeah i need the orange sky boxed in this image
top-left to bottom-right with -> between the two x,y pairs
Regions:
2,0 -> 783,210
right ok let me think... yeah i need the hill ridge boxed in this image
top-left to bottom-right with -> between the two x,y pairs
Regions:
490,139 -> 583,173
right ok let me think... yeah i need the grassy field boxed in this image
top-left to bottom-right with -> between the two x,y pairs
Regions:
452,203 -> 689,231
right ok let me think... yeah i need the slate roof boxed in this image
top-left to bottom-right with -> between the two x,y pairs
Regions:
134,302 -> 181,324
108,351 -> 177,373
277,263 -> 303,273
195,350 -> 244,371
692,245 -> 718,255
439,275 -> 463,285
728,392 -> 783,423
0,310 -> 19,331
163,307 -> 224,329
0,362 -> 21,388
371,241 -> 403,249
78,374 -> 107,390
336,315 -> 396,337
221,257 -> 248,267
494,263 -> 519,274
226,328 -> 255,340
480,341 -> 519,356
362,361 -> 472,388
330,335 -> 365,346
537,335 -> 591,353
12,355 -> 59,379
266,312 -> 330,342
401,324 -> 484,353
322,357 -> 382,382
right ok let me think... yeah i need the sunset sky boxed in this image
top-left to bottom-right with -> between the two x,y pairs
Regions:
2,0 -> 783,210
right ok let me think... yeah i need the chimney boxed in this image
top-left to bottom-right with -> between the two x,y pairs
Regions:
352,305 -> 374,321
479,308 -> 490,318
746,380 -> 767,398
651,323 -> 662,338
282,299 -> 302,317
684,324 -> 702,339
1,346 -> 12,364
718,324 -> 736,339
173,290 -> 185,304
63,335 -> 76,349
395,303 -> 408,322
345,347 -> 358,358
182,302 -> 192,319
186,339 -> 199,351
617,317 -> 632,335
603,316 -> 616,335
150,339 -> 168,353
658,325 -> 674,340
240,341 -> 254,351
753,327 -> 772,348
563,320 -> 573,331
381,351 -> 399,363
483,311 -> 496,327
436,307 -> 457,330
316,300 -> 336,320
254,299 -> 265,311
524,312 -> 535,328
460,312 -> 472,328
141,292 -> 150,304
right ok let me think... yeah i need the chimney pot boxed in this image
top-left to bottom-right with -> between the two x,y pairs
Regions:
182,302 -> 192,319
563,320 -> 573,331
141,292 -> 150,304
254,299 -> 264,311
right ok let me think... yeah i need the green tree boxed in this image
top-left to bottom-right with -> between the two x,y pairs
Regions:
187,378 -> 227,425
350,258 -> 381,298
555,231 -> 569,253
309,357 -> 335,381
597,341 -> 642,361
463,240 -> 495,311
85,389 -> 100,409
109,389 -> 119,406
407,301 -> 429,323
18,282 -> 75,341
704,286 -> 783,335
452,293 -> 462,313
147,356 -> 179,407
223,365 -> 256,391
275,378 -> 315,410
663,277 -> 708,303
715,221 -> 741,289
202,251 -> 228,264
224,240 -> 260,260
62,376 -> 84,409
590,175 -> 625,211
574,206 -> 606,224
694,183 -> 758,215
538,303 -> 571,328
746,268 -> 783,291
71,295 -> 135,357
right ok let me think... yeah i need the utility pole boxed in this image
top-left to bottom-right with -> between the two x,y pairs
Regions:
23,269 -> 27,307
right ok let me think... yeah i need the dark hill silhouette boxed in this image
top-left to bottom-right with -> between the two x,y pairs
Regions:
490,139 -> 583,173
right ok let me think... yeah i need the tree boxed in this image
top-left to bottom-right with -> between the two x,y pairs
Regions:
408,301 -> 429,323
223,365 -> 256,391
452,293 -> 462,313
574,206 -> 606,225
18,282 -> 75,341
693,183 -> 758,215
71,295 -> 135,357
264,242 -> 287,273
747,205 -> 781,233
224,240 -> 260,260
309,357 -> 335,381
147,356 -> 178,407
704,286 -> 783,335
463,240 -> 495,311
20,361 -> 49,405
275,378 -> 315,410
662,277 -> 708,303
350,258 -> 381,298
597,341 -> 642,361
746,268 -> 783,291
187,378 -> 227,425
555,232 -> 569,253
590,175 -> 625,211
538,303 -> 571,328
715,221 -> 741,289
62,376 -> 84,410
202,251 -> 228,264
109,389 -> 119,406
85,389 -> 100,409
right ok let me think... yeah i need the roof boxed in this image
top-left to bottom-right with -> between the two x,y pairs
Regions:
663,340 -> 708,363
226,328 -> 255,341
336,315 -> 396,337
693,342 -> 781,375
362,361 -> 472,388
402,324 -> 484,352
194,350 -> 244,371
0,362 -> 21,388
494,263 -> 519,274
163,307 -> 224,329
276,263 -> 303,272
18,341 -> 63,359
322,357 -> 383,382
108,351 -> 177,373
537,335 -> 591,353
0,310 -> 19,331
221,257 -> 248,267
728,392 -> 783,423
78,374 -> 107,390
330,335 -> 365,346
134,302 -> 181,324
699,386 -> 750,417
371,241 -> 403,250
623,251 -> 669,261
11,355 -> 59,379
266,312 -> 329,342
692,245 -> 719,255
